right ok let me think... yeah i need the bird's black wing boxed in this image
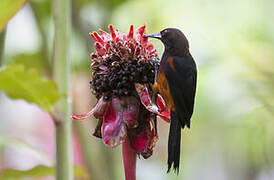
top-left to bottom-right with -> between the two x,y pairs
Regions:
164,55 -> 197,128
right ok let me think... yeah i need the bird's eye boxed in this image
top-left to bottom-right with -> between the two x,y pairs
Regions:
162,30 -> 168,35
161,29 -> 168,37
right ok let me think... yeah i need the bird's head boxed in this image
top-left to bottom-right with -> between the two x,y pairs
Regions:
145,28 -> 189,57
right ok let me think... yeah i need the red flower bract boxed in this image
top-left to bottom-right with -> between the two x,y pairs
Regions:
72,25 -> 170,160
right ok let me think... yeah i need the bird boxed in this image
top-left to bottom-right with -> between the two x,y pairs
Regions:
145,28 -> 197,173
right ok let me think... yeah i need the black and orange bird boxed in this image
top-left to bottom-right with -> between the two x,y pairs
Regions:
145,28 -> 197,173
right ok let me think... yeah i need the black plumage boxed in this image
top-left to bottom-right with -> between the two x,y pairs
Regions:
146,28 -> 197,173
165,55 -> 197,129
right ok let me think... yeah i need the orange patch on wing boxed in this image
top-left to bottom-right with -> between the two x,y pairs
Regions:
156,72 -> 174,109
168,57 -> 176,72
153,82 -> 158,92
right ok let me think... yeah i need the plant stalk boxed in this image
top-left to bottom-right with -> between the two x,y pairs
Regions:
53,0 -> 73,179
122,136 -> 136,180
0,29 -> 6,66
29,2 -> 52,75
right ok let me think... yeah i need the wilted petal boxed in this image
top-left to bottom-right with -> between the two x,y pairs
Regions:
157,94 -> 170,122
129,128 -> 148,153
135,83 -> 170,121
94,42 -> 106,56
71,96 -> 109,120
119,96 -> 139,128
93,96 -> 110,118
93,118 -> 103,138
102,97 -> 127,147
128,122 -> 156,159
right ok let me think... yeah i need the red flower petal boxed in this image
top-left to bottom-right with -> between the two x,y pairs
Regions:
128,25 -> 134,39
142,35 -> 148,45
93,31 -> 105,45
129,127 -> 149,153
137,25 -> 146,37
157,94 -> 170,122
90,25 -> 158,61
99,29 -> 111,41
89,32 -> 97,41
135,83 -> 170,121
128,120 -> 157,159
119,96 -> 140,128
134,46 -> 140,56
109,24 -> 116,40
102,97 -> 127,147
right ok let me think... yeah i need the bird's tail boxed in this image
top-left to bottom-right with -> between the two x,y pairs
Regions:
167,111 -> 181,174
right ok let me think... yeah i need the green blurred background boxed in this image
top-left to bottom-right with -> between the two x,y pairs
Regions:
0,0 -> 274,179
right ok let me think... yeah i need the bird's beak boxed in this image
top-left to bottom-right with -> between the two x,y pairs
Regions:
144,33 -> 161,40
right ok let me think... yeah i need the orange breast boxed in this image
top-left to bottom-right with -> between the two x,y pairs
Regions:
153,71 -> 174,109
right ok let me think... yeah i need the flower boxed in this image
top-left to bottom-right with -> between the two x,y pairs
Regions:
72,25 -> 170,179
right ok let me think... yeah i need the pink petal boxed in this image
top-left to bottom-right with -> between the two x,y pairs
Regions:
99,29 -> 111,41
93,97 -> 110,118
102,97 -> 127,147
71,110 -> 95,120
90,25 -> 158,60
71,96 -> 109,120
119,97 -> 140,128
102,96 -> 141,147
94,42 -> 106,56
98,65 -> 108,71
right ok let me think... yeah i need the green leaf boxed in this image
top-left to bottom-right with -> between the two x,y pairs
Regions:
0,165 -> 89,179
7,53 -> 49,76
0,64 -> 62,112
0,0 -> 27,33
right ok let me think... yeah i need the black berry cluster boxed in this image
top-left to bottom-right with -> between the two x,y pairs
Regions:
90,54 -> 157,99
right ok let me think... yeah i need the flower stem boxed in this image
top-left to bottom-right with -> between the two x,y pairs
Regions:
0,29 -> 6,66
122,136 -> 136,180
29,2 -> 52,75
53,0 -> 73,179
